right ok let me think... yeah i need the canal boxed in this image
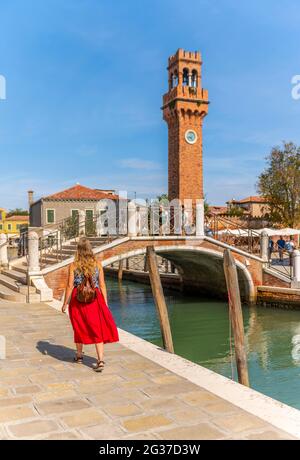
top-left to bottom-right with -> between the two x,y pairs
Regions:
107,277 -> 300,410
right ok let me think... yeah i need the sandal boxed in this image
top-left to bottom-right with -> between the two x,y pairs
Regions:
93,360 -> 105,372
73,353 -> 84,364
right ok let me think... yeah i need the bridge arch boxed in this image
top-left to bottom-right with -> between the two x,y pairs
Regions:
103,245 -> 256,303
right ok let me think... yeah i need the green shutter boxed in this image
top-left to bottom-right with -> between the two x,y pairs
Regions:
47,210 -> 55,223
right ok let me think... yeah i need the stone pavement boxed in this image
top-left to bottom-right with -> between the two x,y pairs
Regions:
0,299 -> 295,440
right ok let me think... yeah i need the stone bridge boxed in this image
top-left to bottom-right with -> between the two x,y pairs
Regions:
40,235 -> 281,303
1,220 -> 297,304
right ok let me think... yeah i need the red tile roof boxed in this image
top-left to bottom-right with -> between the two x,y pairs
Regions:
229,196 -> 267,204
208,206 -> 228,215
5,215 -> 29,222
44,184 -> 119,201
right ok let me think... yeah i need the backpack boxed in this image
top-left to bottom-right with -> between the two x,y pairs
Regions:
76,274 -> 96,304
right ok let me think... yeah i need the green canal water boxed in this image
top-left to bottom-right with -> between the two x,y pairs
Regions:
107,278 -> 300,410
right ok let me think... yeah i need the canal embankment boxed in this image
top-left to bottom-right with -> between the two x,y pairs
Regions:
257,285 -> 300,309
44,280 -> 300,439
0,295 -> 296,440
119,327 -> 300,439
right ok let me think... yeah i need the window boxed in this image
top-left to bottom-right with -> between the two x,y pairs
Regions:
191,70 -> 198,87
171,71 -> 178,88
85,209 -> 95,236
85,209 -> 93,220
46,209 -> 55,224
7,224 -> 12,231
0,224 -> 2,230
183,68 -> 189,86
16,224 -> 21,230
71,209 -> 79,220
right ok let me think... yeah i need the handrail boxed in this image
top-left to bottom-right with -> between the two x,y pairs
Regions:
208,214 -> 262,255
209,213 -> 261,235
37,212 -> 120,268
208,214 -> 294,280
268,247 -> 294,279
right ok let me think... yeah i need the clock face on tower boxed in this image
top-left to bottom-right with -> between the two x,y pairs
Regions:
185,129 -> 197,144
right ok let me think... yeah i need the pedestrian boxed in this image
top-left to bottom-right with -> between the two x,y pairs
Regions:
268,238 -> 274,261
276,236 -> 286,263
62,237 -> 119,372
285,236 -> 295,266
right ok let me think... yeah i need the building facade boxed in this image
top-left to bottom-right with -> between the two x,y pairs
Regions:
29,184 -> 119,228
0,208 -> 29,237
227,196 -> 269,218
162,49 -> 209,203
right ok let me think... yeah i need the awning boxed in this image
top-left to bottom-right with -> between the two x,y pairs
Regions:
218,227 -> 300,237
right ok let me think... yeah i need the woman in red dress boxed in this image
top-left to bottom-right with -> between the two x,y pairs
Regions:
62,238 -> 119,372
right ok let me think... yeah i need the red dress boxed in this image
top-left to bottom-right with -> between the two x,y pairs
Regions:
69,287 -> 119,345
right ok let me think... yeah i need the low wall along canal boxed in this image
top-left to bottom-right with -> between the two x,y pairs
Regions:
107,277 -> 300,411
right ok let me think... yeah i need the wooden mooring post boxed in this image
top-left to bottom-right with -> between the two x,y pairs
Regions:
146,246 -> 174,353
223,249 -> 250,387
118,259 -> 124,281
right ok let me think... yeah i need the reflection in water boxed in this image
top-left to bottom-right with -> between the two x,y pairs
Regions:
247,307 -> 270,370
291,327 -> 300,366
107,278 -> 300,410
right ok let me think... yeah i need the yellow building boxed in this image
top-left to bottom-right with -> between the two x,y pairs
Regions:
0,208 -> 29,237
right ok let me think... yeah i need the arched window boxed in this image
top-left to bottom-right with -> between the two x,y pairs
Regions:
170,73 -> 173,89
173,71 -> 178,87
191,70 -> 198,88
183,68 -> 189,86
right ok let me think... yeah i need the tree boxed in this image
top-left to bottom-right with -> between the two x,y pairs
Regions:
257,142 -> 300,227
7,208 -> 29,217
156,193 -> 169,204
227,206 -> 245,218
204,196 -> 210,216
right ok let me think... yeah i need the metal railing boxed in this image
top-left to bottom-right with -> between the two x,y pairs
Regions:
38,213 -> 120,268
15,212 -> 120,268
267,248 -> 294,279
208,214 -> 262,255
110,255 -> 178,275
208,214 -> 294,280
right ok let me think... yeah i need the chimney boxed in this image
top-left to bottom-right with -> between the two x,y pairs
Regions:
28,190 -> 34,208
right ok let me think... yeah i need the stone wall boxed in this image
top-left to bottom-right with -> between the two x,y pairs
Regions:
262,272 -> 290,288
257,287 -> 300,309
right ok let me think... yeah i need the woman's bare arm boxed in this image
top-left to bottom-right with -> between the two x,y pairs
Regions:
98,262 -> 108,305
62,263 -> 74,313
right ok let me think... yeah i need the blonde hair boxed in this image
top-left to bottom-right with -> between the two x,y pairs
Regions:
74,238 -> 97,276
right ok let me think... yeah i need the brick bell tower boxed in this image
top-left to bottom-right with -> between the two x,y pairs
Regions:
162,49 -> 209,204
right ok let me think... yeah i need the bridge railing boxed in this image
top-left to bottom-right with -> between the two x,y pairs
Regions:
16,212 -> 120,268
267,247 -> 294,279
208,214 -> 295,280
38,213 -> 120,268
208,214 -> 262,255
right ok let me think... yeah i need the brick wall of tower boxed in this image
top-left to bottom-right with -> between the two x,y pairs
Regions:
167,113 -> 204,202
167,117 -> 180,201
178,113 -> 203,201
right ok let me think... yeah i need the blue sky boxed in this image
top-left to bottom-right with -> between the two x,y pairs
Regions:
1,0 -> 300,209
